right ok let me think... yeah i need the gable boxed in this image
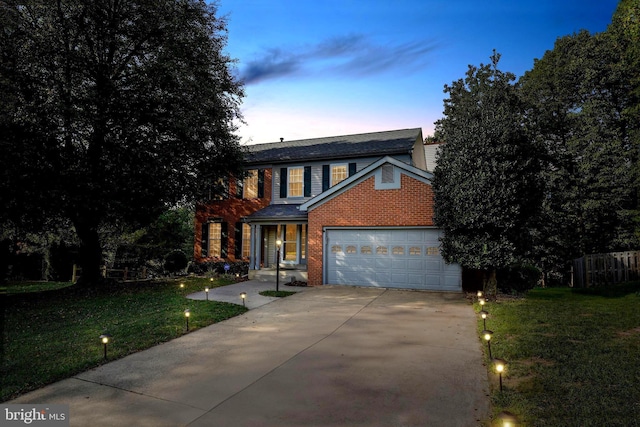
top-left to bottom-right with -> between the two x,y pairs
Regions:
300,156 -> 433,212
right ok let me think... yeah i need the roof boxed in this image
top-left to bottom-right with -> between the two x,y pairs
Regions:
245,204 -> 307,222
300,156 -> 433,212
244,128 -> 422,165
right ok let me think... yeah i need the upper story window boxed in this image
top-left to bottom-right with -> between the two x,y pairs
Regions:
243,169 -> 258,199
288,167 -> 304,197
331,164 -> 348,187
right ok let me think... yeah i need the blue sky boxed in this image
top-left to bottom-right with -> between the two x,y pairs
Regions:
217,0 -> 620,145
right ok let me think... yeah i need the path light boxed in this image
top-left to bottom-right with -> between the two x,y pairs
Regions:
482,329 -> 493,359
205,287 -> 209,301
497,411 -> 518,427
179,282 -> 185,291
276,239 -> 282,292
184,309 -> 191,331
478,297 -> 486,308
240,292 -> 247,307
99,333 -> 112,360
477,290 -> 483,298
494,358 -> 506,391
480,310 -> 489,329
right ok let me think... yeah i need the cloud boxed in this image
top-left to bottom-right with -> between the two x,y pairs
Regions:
240,34 -> 438,85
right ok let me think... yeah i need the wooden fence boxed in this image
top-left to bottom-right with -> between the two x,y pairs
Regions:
572,251 -> 640,288
72,265 -> 148,283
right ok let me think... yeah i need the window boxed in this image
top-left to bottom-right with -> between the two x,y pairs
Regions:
242,223 -> 251,258
427,247 -> 440,255
346,245 -> 357,254
376,246 -> 388,255
361,245 -> 372,254
211,177 -> 228,200
331,245 -> 342,253
208,223 -> 222,257
331,164 -> 348,187
288,167 -> 303,197
409,247 -> 421,255
392,246 -> 404,255
284,225 -> 298,261
243,170 -> 258,199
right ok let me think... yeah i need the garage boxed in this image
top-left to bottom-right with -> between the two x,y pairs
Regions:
324,228 -> 461,291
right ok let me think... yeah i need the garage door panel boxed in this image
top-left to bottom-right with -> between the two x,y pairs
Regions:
325,228 -> 461,291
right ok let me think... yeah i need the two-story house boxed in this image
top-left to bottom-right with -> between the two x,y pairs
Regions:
194,128 -> 461,291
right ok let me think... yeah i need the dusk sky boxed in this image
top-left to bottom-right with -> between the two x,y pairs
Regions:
217,0 -> 620,145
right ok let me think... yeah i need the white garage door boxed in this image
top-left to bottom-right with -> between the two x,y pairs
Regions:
325,228 -> 461,291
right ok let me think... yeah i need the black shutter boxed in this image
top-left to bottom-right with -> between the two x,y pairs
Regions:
304,166 -> 311,197
201,222 -> 209,257
322,165 -> 330,191
280,168 -> 287,198
235,222 -> 242,259
349,162 -> 357,176
257,169 -> 265,198
221,222 -> 228,258
236,175 -> 244,198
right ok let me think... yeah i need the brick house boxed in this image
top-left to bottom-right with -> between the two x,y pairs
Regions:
194,128 -> 461,290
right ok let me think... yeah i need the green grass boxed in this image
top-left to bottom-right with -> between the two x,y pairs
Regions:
1,277 -> 247,402
4,281 -> 74,294
259,290 -> 296,298
477,284 -> 640,426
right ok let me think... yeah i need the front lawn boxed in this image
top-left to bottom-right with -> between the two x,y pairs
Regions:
478,284 -> 640,426
1,277 -> 247,402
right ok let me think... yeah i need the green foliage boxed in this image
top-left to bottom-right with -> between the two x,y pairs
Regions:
0,0 -> 245,284
1,277 -> 247,401
479,286 -> 640,426
163,249 -> 188,274
433,51 -> 543,272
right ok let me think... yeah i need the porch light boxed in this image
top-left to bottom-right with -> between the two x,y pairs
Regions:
184,309 -> 191,331
205,287 -> 209,301
276,239 -> 282,292
240,292 -> 247,306
494,358 -> 507,391
99,333 -> 112,360
482,329 -> 493,359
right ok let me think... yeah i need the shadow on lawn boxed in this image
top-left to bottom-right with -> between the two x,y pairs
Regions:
572,281 -> 640,298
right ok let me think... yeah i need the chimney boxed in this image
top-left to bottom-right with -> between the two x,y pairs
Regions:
280,137 -> 284,142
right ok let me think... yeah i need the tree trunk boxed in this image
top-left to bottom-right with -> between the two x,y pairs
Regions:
73,219 -> 103,286
484,269 -> 498,300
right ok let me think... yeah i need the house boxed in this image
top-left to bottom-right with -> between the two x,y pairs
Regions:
194,128 -> 461,291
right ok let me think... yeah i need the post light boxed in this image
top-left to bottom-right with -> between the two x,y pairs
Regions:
478,297 -> 486,308
494,358 -> 506,391
477,290 -> 483,298
184,309 -> 191,331
205,287 -> 209,301
240,292 -> 247,306
99,333 -> 112,360
482,329 -> 493,359
497,411 -> 518,427
275,239 -> 282,292
480,310 -> 489,329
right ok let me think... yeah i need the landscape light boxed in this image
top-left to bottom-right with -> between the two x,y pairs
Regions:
494,358 -> 506,391
480,310 -> 489,329
240,292 -> 247,307
478,297 -> 486,307
99,333 -> 112,360
482,329 -> 493,359
497,411 -> 518,427
184,309 -> 191,331
205,287 -> 209,301
179,282 -> 185,290
276,239 -> 282,292
477,290 -> 483,298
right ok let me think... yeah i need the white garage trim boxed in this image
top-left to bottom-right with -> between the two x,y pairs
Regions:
323,227 -> 461,291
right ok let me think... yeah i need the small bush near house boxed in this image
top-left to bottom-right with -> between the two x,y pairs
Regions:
188,260 -> 249,277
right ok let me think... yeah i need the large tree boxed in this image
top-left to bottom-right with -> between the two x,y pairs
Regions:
0,0 -> 245,284
519,3 -> 640,279
432,52 -> 543,293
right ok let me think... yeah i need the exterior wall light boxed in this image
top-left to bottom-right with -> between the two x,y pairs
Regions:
99,333 -> 112,360
184,309 -> 191,331
240,292 -> 247,306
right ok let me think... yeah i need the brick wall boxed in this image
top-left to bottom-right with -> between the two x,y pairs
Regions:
307,174 -> 435,286
194,169 -> 272,261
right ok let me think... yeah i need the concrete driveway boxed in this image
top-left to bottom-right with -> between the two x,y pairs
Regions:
9,285 -> 489,426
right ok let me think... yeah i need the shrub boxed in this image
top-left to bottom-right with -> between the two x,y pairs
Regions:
164,250 -> 188,274
497,264 -> 541,293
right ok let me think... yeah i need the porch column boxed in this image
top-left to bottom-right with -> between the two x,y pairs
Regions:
254,224 -> 262,270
